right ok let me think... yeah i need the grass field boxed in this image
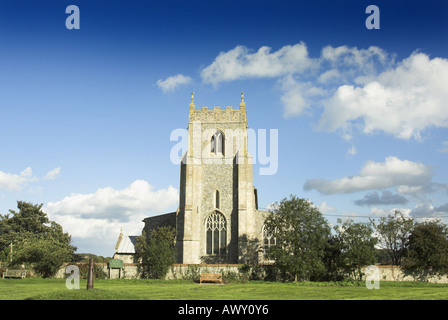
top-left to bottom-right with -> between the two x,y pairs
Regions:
1,278 -> 448,300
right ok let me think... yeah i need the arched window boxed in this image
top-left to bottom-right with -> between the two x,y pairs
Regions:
215,190 -> 220,209
211,135 -> 215,153
210,131 -> 224,155
206,211 -> 226,255
262,225 -> 277,261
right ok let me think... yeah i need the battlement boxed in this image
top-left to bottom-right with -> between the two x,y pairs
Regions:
189,93 -> 247,124
198,106 -> 235,111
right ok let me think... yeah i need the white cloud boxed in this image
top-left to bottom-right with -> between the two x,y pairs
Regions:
0,166 -> 61,192
46,180 -> 178,221
318,202 -> 336,214
20,167 -> 32,177
304,156 -> 433,194
319,52 -> 448,140
369,207 -> 412,219
438,141 -> 448,153
0,167 -> 35,191
265,202 -> 279,212
156,74 -> 192,93
346,145 -> 357,158
43,167 -> 61,180
397,182 -> 448,204
199,43 -> 395,121
280,80 -> 308,118
280,75 -> 326,118
409,201 -> 448,218
199,43 -> 448,141
51,214 -> 132,256
200,43 -> 314,86
318,69 -> 340,83
320,45 -> 390,75
45,179 -> 178,253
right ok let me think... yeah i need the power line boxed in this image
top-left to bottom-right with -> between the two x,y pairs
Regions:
258,208 -> 448,220
322,214 -> 448,219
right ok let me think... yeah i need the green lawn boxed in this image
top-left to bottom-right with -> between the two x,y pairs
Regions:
1,278 -> 448,300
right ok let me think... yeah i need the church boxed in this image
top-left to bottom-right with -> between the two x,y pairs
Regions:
141,94 -> 272,265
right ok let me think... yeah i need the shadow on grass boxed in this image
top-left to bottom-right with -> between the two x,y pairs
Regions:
28,288 -> 143,300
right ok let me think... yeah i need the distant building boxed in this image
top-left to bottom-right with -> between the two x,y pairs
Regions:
113,229 -> 137,263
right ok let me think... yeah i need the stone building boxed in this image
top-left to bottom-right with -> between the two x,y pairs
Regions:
143,93 -> 270,264
113,229 -> 137,263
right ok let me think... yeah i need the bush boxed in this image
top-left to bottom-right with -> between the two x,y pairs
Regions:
77,263 -> 108,279
135,226 -> 176,279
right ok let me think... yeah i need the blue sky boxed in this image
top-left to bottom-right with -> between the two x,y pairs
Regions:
1,0 -> 447,256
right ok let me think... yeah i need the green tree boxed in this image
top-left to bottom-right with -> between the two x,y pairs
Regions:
264,195 -> 331,281
0,201 -> 76,276
13,238 -> 74,277
334,219 -> 378,280
404,220 -> 448,276
135,226 -> 176,279
374,210 -> 414,266
322,234 -> 346,281
0,201 -> 50,255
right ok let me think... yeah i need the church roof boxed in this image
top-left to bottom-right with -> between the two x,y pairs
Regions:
115,234 -> 137,254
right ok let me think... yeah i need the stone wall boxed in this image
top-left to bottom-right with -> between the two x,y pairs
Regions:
55,262 -> 140,279
166,264 -> 241,280
374,265 -> 448,283
54,263 -> 448,283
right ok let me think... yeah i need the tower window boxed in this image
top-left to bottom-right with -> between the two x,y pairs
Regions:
215,190 -> 220,209
211,131 -> 224,155
262,225 -> 277,261
206,211 -> 226,255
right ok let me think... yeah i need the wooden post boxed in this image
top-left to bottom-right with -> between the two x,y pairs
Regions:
9,242 -> 13,263
86,258 -> 94,290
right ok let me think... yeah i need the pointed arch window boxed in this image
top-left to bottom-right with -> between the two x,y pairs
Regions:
215,190 -> 220,209
211,131 -> 224,155
206,211 -> 226,255
262,225 -> 277,261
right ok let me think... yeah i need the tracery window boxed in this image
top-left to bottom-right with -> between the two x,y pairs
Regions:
210,131 -> 224,155
206,211 -> 226,255
262,225 -> 277,261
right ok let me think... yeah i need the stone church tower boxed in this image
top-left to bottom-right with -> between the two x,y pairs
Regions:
143,94 -> 268,264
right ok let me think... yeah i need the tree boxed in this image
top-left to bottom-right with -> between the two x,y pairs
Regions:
334,219 -> 378,280
374,210 -> 414,265
135,226 -> 176,279
0,201 -> 76,277
0,201 -> 51,254
322,234 -> 346,281
13,238 -> 74,277
264,195 -> 331,281
404,220 -> 448,276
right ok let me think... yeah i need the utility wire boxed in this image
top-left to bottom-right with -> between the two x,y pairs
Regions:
258,208 -> 448,220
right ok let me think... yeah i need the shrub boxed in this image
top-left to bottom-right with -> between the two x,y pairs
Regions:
135,226 -> 176,279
